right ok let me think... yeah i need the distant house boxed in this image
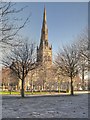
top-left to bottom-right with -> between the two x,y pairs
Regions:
1,67 -> 19,91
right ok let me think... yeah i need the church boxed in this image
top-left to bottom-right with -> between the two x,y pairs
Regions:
23,7 -> 55,91
37,7 -> 52,68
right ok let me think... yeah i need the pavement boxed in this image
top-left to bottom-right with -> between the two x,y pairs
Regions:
2,93 -> 89,118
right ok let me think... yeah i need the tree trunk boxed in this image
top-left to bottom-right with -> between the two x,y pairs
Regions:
21,79 -> 24,98
82,64 -> 85,90
21,65 -> 25,98
71,76 -> 74,95
31,79 -> 33,94
43,80 -> 45,91
58,78 -> 60,93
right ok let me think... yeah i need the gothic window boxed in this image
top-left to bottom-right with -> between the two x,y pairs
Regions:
48,56 -> 51,61
44,56 -> 47,61
45,41 -> 48,46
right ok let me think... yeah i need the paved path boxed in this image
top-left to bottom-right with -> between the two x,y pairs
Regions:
2,93 -> 89,118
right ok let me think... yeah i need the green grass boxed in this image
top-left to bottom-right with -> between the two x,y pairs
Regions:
0,91 -> 56,95
0,91 -> 20,95
0,90 -> 89,95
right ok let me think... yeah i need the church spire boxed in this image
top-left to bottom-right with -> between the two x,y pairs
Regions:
43,6 -> 47,23
41,6 -> 48,41
37,6 -> 52,66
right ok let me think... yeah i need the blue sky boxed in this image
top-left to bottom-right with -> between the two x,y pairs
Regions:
15,2 -> 88,57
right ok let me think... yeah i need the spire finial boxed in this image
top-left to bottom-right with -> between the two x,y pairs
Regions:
40,6 -> 48,41
43,5 -> 46,22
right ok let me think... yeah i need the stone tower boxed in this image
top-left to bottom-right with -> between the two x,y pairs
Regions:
37,7 -> 52,68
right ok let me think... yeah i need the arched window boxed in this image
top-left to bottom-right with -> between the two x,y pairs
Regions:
45,41 -> 48,46
44,56 -> 47,61
48,56 -> 51,61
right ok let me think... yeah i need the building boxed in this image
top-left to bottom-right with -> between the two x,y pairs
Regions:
1,67 -> 19,91
37,7 -> 52,68
24,7 -> 54,91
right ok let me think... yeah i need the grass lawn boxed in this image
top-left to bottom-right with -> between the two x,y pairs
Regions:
0,90 -> 89,96
0,91 -> 20,95
0,91 -> 58,95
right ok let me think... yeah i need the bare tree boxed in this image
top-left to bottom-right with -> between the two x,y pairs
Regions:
0,2 -> 30,48
79,31 -> 88,61
2,41 -> 36,97
55,45 -> 80,95
75,29 -> 88,90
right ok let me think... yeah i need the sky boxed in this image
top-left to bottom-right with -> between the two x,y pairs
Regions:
12,2 -> 88,57
15,2 -> 88,57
